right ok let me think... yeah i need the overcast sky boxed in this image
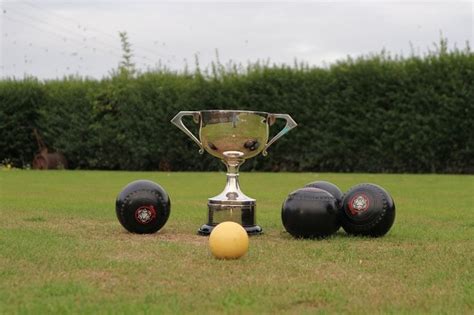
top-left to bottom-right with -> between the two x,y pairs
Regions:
0,1 -> 472,79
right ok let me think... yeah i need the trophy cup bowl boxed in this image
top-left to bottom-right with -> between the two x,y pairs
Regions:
171,110 -> 297,235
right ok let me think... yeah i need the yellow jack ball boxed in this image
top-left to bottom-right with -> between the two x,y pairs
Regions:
209,222 -> 249,259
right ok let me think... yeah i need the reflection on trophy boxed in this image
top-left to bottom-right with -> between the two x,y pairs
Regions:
171,110 -> 297,235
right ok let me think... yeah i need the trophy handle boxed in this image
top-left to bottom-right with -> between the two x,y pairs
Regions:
263,113 -> 297,156
171,111 -> 204,154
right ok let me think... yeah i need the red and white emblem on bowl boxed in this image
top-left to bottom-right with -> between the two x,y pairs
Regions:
348,194 -> 370,215
135,205 -> 157,224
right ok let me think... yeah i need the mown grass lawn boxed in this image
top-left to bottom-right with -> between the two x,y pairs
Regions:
0,170 -> 473,314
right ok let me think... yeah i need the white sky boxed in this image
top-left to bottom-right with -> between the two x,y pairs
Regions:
0,1 -> 473,79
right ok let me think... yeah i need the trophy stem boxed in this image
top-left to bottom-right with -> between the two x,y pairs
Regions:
221,156 -> 248,200
223,172 -> 241,199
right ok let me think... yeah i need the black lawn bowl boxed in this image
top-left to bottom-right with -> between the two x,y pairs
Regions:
304,180 -> 344,208
281,188 -> 340,239
340,183 -> 395,237
115,180 -> 171,234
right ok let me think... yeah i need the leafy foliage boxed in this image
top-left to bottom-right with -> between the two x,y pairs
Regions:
0,79 -> 43,167
1,42 -> 472,172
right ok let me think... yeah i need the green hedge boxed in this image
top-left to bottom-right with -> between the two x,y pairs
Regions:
1,46 -> 473,173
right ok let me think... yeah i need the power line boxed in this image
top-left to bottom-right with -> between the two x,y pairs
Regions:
3,14 -> 123,59
22,2 -> 174,61
2,3 -> 181,76
17,3 -> 161,64
5,7 -> 122,55
2,23 -> 52,53
3,8 -> 128,61
3,6 -> 160,65
1,20 -> 90,74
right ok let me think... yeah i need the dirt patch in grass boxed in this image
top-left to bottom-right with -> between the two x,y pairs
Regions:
158,230 -> 207,246
9,211 -> 209,247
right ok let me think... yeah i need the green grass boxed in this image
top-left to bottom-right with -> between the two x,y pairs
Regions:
0,170 -> 473,314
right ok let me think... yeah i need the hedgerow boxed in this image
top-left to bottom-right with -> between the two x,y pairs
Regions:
1,41 -> 472,173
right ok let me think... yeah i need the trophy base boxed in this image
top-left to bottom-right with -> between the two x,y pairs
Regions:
197,200 -> 263,236
198,224 -> 263,236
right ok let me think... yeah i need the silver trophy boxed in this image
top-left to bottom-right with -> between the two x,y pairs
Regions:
171,110 -> 297,235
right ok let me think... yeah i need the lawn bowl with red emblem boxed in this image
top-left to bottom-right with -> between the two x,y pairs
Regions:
115,180 -> 171,234
340,183 -> 395,237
